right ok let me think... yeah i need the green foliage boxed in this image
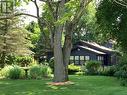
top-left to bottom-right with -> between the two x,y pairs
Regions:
120,79 -> 127,87
85,60 -> 102,75
0,65 -> 25,79
29,65 -> 52,79
0,18 -> 33,67
26,21 -> 40,45
114,54 -> 127,78
68,64 -> 81,75
99,66 -> 117,76
0,65 -> 13,78
72,2 -> 98,43
75,71 -> 84,75
16,56 -> 33,67
96,0 -> 127,52
112,54 -> 127,86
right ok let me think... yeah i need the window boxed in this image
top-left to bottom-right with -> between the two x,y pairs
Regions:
70,56 -> 74,64
75,56 -> 79,60
85,56 -> 90,60
70,56 -> 74,60
80,56 -> 84,60
75,56 -> 79,65
97,56 -> 104,61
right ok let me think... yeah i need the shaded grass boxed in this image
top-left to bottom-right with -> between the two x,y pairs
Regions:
0,76 -> 127,95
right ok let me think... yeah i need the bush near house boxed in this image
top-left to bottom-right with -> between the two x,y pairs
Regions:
85,60 -> 102,75
113,55 -> 127,86
68,64 -> 82,75
98,65 -> 117,76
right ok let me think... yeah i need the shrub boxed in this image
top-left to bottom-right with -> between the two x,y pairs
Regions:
5,55 -> 17,65
120,79 -> 127,87
16,56 -> 33,67
29,65 -> 52,79
114,54 -> 127,79
113,54 -> 127,86
75,71 -> 84,75
0,65 -> 13,78
68,64 -> 81,75
98,66 -> 117,76
114,64 -> 127,79
0,65 -> 25,79
85,60 -> 102,75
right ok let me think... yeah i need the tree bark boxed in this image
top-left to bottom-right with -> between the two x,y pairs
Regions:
53,0 -> 66,82
63,22 -> 73,81
53,26 -> 66,82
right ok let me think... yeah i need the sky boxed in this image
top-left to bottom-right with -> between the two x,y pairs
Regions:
20,0 -> 42,24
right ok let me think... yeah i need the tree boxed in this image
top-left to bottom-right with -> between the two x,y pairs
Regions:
0,0 -> 32,67
40,0 -> 92,82
72,2 -> 97,43
26,21 -> 51,60
0,0 -> 93,82
96,0 -> 127,52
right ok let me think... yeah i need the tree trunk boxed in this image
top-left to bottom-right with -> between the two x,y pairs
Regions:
63,22 -> 73,81
53,0 -> 68,82
63,36 -> 72,81
53,26 -> 66,82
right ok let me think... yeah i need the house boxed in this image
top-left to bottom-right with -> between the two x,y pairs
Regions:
41,41 -> 119,66
70,41 -> 119,66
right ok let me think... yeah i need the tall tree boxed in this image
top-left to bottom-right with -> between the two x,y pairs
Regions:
0,0 -> 93,82
0,0 -> 32,67
96,0 -> 127,52
72,2 -> 97,43
40,0 -> 92,82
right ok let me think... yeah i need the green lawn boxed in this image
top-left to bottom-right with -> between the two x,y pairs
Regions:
0,76 -> 127,95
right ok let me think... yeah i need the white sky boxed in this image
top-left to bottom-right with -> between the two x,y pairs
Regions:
19,0 -> 43,24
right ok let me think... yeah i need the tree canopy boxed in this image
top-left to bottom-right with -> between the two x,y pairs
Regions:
96,0 -> 127,52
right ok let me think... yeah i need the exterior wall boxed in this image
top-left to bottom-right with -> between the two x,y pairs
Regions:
70,47 -> 105,65
71,48 -> 98,60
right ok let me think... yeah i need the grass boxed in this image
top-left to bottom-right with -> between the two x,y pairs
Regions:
0,76 -> 127,95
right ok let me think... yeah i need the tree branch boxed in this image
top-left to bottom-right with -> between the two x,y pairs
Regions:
31,0 -> 40,18
114,0 -> 127,8
0,13 -> 38,20
72,0 -> 92,25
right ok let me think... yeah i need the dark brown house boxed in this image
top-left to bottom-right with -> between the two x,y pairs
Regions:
70,41 -> 119,66
42,41 -> 119,66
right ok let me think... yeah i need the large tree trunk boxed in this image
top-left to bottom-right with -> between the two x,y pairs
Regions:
53,0 -> 68,82
53,26 -> 66,82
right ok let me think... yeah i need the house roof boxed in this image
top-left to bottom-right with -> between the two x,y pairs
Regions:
75,41 -> 116,53
78,45 -> 106,55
